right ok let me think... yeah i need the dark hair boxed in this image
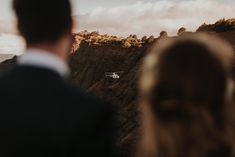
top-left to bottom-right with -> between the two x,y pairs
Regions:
138,34 -> 235,157
13,0 -> 72,44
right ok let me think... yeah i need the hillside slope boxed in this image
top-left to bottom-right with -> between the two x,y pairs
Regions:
0,29 -> 235,156
70,30 -> 235,156
69,39 -> 155,156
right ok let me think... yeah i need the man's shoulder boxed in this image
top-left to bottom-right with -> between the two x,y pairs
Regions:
0,66 -> 16,85
0,65 -> 114,114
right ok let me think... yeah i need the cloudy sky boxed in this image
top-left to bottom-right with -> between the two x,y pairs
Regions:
0,0 -> 234,54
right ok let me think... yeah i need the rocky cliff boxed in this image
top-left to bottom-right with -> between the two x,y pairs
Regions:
69,33 -> 157,156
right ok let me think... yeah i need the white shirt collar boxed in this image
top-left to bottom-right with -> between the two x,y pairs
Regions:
17,49 -> 70,77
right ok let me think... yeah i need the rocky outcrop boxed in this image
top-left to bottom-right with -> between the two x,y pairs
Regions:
71,31 -> 158,53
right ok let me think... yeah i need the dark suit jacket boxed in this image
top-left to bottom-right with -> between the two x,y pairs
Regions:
0,65 -> 115,157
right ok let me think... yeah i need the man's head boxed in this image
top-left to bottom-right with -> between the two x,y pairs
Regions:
13,0 -> 72,45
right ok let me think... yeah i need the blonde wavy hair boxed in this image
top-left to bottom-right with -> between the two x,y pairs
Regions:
138,33 -> 235,157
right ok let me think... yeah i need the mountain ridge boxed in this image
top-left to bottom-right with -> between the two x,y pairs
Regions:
0,20 -> 235,156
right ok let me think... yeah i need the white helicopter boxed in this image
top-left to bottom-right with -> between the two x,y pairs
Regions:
105,71 -> 123,79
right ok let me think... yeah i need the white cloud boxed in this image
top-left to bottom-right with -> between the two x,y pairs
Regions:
75,0 -> 235,37
0,33 -> 25,55
0,0 -> 15,20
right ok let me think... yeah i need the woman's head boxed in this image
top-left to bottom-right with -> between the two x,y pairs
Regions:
138,33 -> 235,157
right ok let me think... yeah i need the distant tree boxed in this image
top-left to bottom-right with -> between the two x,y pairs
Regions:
178,27 -> 186,36
91,37 -> 97,43
132,34 -> 138,39
141,36 -> 147,42
77,31 -> 85,36
111,36 -> 117,39
147,35 -> 155,43
160,31 -> 168,38
126,37 -> 132,42
104,34 -> 108,37
202,22 -> 207,26
83,30 -> 89,36
123,41 -> 131,48
136,43 -> 142,48
90,31 -> 99,36
215,18 -> 226,25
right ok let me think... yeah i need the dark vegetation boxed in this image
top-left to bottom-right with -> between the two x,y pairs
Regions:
197,18 -> 235,32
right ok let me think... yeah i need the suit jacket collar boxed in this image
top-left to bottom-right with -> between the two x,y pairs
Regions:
17,49 -> 70,78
